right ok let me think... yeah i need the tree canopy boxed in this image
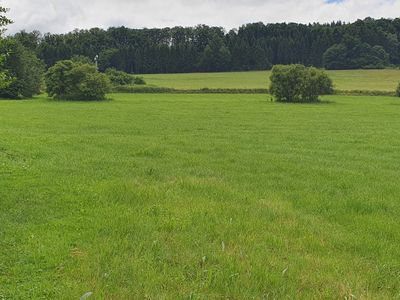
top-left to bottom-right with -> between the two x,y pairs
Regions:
0,6 -> 13,90
0,38 -> 45,98
0,6 -> 12,34
323,35 -> 390,69
13,18 -> 400,74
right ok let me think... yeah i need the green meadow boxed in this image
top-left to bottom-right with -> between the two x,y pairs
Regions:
1,93 -> 400,299
141,69 -> 400,92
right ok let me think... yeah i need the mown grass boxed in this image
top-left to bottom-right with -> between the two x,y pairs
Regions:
141,69 -> 400,92
1,93 -> 400,299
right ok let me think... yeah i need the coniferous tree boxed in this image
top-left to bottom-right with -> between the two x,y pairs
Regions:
15,18 -> 400,74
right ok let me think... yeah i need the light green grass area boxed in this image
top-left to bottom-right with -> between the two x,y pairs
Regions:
142,69 -> 400,91
1,94 -> 400,299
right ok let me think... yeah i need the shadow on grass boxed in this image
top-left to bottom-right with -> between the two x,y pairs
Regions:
265,94 -> 335,105
0,95 -> 42,101
273,100 -> 336,105
46,96 -> 114,103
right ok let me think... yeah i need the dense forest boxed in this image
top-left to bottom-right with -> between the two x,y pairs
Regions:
10,18 -> 400,74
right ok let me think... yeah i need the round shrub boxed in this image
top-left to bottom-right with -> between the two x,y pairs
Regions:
396,82 -> 400,97
270,64 -> 333,103
45,60 -> 110,100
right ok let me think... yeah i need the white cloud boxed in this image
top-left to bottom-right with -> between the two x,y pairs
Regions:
2,0 -> 400,34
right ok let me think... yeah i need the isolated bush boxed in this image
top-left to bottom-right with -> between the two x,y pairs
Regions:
0,38 -> 44,98
133,76 -> 146,85
269,64 -> 333,103
396,82 -> 400,97
45,60 -> 110,100
105,68 -> 146,86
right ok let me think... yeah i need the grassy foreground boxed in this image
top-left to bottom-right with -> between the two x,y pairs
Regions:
1,94 -> 400,299
141,69 -> 400,92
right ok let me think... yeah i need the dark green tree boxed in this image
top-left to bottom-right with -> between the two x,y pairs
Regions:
356,45 -> 389,69
0,39 -> 45,98
324,34 -> 391,69
14,30 -> 41,53
98,48 -> 120,72
323,44 -> 350,70
0,6 -> 13,89
198,34 -> 231,72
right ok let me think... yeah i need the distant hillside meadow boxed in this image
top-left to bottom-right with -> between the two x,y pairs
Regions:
14,18 -> 400,74
140,69 -> 400,92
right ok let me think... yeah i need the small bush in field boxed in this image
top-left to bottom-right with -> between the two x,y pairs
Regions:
105,68 -> 134,86
396,82 -> 400,97
270,64 -> 333,103
133,76 -> 146,85
45,60 -> 110,100
105,68 -> 146,86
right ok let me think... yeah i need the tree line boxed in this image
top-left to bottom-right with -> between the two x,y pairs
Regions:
12,18 -> 400,74
1,6 -> 400,100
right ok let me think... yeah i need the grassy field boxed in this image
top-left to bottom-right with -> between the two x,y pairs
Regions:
141,69 -> 400,92
1,93 -> 400,299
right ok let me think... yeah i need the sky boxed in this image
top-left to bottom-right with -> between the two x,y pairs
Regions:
2,0 -> 400,34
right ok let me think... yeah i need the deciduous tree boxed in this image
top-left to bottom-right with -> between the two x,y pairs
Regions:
45,60 -> 110,100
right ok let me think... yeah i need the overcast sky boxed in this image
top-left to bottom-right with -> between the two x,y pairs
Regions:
3,0 -> 400,34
